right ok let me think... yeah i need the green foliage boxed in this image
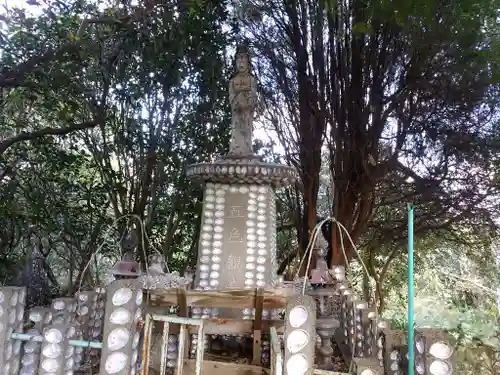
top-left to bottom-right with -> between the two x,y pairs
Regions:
0,0 -> 232,287
0,8 -> 499,375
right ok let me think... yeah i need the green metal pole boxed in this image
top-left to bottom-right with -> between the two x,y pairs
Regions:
407,204 -> 415,375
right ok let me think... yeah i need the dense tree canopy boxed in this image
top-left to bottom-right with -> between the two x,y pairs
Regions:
0,0 -> 499,371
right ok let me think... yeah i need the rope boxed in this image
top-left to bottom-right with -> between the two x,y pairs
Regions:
78,213 -> 166,293
293,216 -> 376,372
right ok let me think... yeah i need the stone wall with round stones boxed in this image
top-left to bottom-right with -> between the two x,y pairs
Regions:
0,287 -> 25,375
98,279 -> 144,375
196,182 -> 226,289
195,183 -> 279,290
329,280 -> 457,375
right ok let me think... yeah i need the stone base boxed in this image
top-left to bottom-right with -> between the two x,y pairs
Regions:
194,183 -> 278,289
186,155 -> 297,187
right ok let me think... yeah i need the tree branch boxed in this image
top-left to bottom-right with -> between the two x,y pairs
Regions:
0,117 -> 104,156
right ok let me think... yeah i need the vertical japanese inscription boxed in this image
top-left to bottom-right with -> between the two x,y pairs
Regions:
221,190 -> 248,288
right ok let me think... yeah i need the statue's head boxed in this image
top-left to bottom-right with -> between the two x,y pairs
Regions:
234,44 -> 251,74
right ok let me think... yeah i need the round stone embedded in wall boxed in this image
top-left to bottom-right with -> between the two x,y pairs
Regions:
214,226 -> 223,233
256,280 -> 265,287
209,279 -> 219,287
211,263 -> 221,271
206,195 -> 215,202
246,220 -> 255,227
212,248 -> 222,255
215,189 -> 225,197
257,229 -> 265,236
210,271 -> 219,279
201,240 -> 210,247
229,187 -> 238,193
211,255 -> 221,263
246,263 -> 256,270
214,218 -> 224,225
201,248 -> 211,255
247,234 -> 256,241
200,272 -> 209,279
257,222 -> 266,229
245,279 -> 254,286
213,233 -> 223,240
247,227 -> 255,234
246,256 -> 256,263
245,271 -> 254,279
200,256 -> 210,264
258,186 -> 267,193
256,265 -> 265,272
248,212 -> 257,219
239,187 -> 249,194
204,211 -> 213,218
257,249 -> 267,256
256,273 -> 265,280
202,225 -> 213,232
199,280 -> 208,287
257,256 -> 266,264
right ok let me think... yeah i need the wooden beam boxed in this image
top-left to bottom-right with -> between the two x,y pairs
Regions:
176,289 -> 190,361
181,359 -> 264,375
252,288 -> 264,366
147,288 -> 293,310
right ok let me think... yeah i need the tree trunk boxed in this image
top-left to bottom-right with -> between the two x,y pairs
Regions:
496,243 -> 500,320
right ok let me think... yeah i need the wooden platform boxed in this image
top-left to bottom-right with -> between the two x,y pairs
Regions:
174,360 -> 350,375
146,287 -> 295,310
147,317 -> 285,335
143,288 -> 351,375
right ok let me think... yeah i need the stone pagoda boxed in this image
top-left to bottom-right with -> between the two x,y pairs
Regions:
186,44 -> 298,290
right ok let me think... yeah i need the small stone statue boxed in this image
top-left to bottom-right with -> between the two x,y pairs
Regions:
11,238 -> 58,308
147,253 -> 166,274
138,253 -> 193,290
120,231 -> 138,252
228,44 -> 258,156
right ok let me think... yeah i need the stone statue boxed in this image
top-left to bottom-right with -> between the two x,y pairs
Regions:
228,44 -> 258,156
11,237 -> 59,308
138,253 -> 192,290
